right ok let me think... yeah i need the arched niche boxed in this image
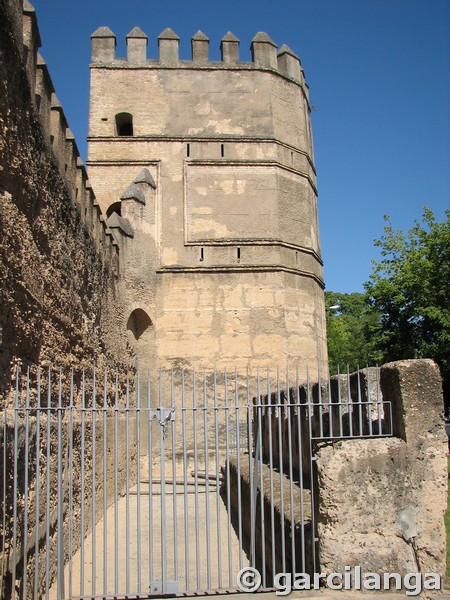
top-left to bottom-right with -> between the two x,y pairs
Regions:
106,201 -> 122,218
127,308 -> 152,340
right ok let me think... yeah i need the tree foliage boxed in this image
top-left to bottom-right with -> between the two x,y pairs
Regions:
325,291 -> 381,374
364,207 -> 450,406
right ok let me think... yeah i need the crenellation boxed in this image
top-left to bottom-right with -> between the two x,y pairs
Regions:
191,31 -> 209,63
50,93 -> 68,178
251,32 -> 278,69
220,32 -> 240,64
158,27 -> 180,65
277,44 -> 302,82
93,201 -> 104,248
99,213 -> 108,256
85,180 -> 95,233
75,157 -> 89,224
22,1 -> 40,100
88,28 -> 310,97
35,53 -> 53,140
126,26 -> 148,65
64,128 -> 78,202
91,26 -> 116,63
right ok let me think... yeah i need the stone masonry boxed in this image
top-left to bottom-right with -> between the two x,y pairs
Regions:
87,27 -> 327,373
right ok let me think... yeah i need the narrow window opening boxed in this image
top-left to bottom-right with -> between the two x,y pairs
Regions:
237,247 -> 241,260
199,247 -> 204,262
115,112 -> 133,136
291,151 -> 294,164
221,144 -> 225,157
187,143 -> 190,157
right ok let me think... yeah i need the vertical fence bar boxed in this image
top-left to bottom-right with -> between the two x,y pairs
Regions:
347,367 -> 353,437
357,367 -> 363,435
266,368 -> 276,582
276,367 -> 286,574
22,369 -> 30,600
213,369 -> 222,588
337,366 -> 343,437
114,370 -> 119,596
12,369 -> 19,600
327,370 -> 333,439
317,363 -> 323,439
203,371 -> 211,590
307,366 -> 317,574
181,370 -> 189,592
67,370 -> 74,599
295,366 -> 306,574
286,368 -> 295,579
136,370 -> 142,594
125,374 -> 130,595
57,369 -> 65,600
159,370 -> 167,593
2,405 -> 7,600
366,366 -> 373,436
148,371 -> 154,590
91,369 -> 97,598
79,370 -> 86,598
247,367 -> 255,570
224,370 -> 233,588
170,369 -> 178,587
45,368 -> 52,600
234,369 -> 243,572
376,367 -> 383,434
192,370 -> 200,590
33,368 -> 42,600
256,369 -> 266,589
102,370 -> 108,596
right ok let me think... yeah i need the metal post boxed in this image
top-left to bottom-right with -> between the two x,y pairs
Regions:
57,369 -> 65,600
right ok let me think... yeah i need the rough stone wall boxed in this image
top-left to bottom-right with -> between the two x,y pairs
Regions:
0,0 -> 132,400
316,359 -> 447,580
0,406 -> 137,599
0,4 -> 134,597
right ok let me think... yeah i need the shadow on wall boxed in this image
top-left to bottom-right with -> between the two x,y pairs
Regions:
127,308 -> 152,341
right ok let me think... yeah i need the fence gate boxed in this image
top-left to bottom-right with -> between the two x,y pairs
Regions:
0,366 -> 392,599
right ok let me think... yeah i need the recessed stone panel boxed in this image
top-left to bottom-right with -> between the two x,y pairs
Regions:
185,163 -> 279,242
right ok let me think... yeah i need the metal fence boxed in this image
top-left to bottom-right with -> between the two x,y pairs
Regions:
0,366 -> 392,599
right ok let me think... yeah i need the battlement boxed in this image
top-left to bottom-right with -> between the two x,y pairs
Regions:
20,0 -> 119,270
91,27 -> 309,101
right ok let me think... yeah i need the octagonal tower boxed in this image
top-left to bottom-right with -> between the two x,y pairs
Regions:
87,27 -> 327,372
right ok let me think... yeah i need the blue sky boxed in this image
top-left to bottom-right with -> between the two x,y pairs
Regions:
32,0 -> 449,293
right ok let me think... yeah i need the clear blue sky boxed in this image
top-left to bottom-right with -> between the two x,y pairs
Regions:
32,0 -> 449,293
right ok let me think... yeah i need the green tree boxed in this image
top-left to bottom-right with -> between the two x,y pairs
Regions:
364,207 -> 450,408
325,291 -> 382,374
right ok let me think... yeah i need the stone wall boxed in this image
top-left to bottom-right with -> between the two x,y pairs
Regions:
0,0 -> 132,401
316,359 -> 446,580
228,359 -> 446,584
0,405 -> 137,599
87,27 -> 327,373
0,3 -> 134,597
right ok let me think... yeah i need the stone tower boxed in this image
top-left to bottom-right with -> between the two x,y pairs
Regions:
87,27 -> 327,371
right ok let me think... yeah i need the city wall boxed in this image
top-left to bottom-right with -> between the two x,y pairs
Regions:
0,0 -> 132,401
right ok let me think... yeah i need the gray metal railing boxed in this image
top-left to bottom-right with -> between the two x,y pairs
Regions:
0,365 -> 392,599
